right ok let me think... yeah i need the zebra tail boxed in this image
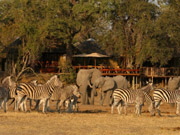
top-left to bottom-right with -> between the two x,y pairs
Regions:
110,97 -> 114,106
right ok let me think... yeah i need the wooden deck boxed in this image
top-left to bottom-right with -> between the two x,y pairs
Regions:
39,65 -> 180,77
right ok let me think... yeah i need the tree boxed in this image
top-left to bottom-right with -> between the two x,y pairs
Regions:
91,0 -> 159,68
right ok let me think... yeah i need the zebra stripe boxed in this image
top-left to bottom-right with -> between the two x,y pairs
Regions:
153,88 -> 180,116
15,75 -> 62,113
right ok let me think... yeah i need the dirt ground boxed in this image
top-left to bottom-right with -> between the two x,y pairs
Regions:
0,100 -> 180,135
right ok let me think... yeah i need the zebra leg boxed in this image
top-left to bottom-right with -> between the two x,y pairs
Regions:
24,97 -> 28,112
29,99 -> 32,112
135,103 -> 139,115
111,103 -> 115,114
58,100 -> 64,113
42,99 -> 49,113
41,99 -> 46,113
176,102 -> 180,115
149,102 -> 155,116
155,101 -> 162,116
139,104 -> 143,115
56,100 -> 60,111
47,100 -> 50,112
15,95 -> 23,112
117,103 -> 123,115
34,100 -> 40,111
3,98 -> 7,113
19,96 -> 27,112
67,100 -> 73,113
0,99 -> 4,109
124,103 -> 128,115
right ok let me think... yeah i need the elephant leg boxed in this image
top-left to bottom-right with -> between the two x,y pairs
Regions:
90,89 -> 95,105
79,85 -> 89,105
103,91 -> 112,106
100,92 -> 106,106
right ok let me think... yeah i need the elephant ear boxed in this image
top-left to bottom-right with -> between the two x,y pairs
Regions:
102,77 -> 116,91
90,69 -> 102,84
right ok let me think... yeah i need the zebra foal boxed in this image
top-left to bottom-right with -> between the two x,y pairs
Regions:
111,82 -> 155,115
15,75 -> 62,113
50,84 -> 81,113
153,88 -> 180,116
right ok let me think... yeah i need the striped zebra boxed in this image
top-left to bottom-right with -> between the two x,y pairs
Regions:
153,88 -> 180,116
2,76 -> 17,110
15,75 -> 62,113
111,82 -> 154,115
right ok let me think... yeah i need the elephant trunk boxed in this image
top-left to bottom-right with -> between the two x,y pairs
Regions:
79,84 -> 89,105
90,84 -> 97,105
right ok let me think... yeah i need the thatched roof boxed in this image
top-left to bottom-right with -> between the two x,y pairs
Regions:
74,39 -> 107,55
73,52 -> 109,58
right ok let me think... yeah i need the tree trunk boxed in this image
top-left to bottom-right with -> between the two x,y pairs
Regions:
66,42 -> 73,65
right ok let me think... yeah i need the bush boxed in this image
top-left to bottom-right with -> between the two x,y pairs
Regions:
60,64 -> 76,84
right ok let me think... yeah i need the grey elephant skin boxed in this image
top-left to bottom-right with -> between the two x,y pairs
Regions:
91,75 -> 128,105
168,76 -> 180,90
76,69 -> 102,104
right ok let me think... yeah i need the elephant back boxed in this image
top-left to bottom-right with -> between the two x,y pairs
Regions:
168,76 -> 180,91
102,77 -> 116,91
113,75 -> 128,89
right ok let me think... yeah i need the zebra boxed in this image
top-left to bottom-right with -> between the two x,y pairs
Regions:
15,75 -> 62,113
1,76 -> 17,110
0,86 -> 9,112
153,88 -> 180,116
49,84 -> 81,113
111,82 -> 154,115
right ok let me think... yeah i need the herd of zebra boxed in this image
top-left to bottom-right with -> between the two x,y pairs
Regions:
111,82 -> 180,116
0,75 -> 81,113
0,74 -> 180,116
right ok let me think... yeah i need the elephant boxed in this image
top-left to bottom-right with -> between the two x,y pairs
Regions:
76,69 -> 102,104
168,76 -> 180,90
112,75 -> 128,89
91,75 -> 128,106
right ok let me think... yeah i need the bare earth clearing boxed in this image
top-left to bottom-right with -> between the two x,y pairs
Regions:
0,101 -> 180,135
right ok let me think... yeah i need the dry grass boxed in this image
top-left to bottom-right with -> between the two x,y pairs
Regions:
0,102 -> 180,135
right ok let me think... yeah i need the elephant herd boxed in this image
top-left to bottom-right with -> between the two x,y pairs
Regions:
76,69 -> 180,107
76,69 -> 128,105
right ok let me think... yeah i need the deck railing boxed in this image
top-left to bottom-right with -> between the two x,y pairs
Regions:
39,65 -> 180,77
141,67 -> 180,77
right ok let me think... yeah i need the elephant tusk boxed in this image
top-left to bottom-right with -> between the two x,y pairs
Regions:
88,80 -> 93,88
